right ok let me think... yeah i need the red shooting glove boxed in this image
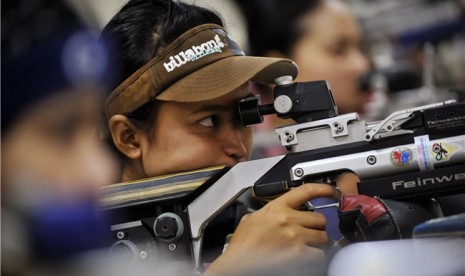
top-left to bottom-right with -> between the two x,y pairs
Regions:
338,194 -> 443,242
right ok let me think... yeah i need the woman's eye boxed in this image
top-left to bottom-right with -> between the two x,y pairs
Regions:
328,39 -> 350,56
198,116 -> 217,127
330,44 -> 347,56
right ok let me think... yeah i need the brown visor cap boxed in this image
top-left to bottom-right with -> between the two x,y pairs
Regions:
105,24 -> 298,118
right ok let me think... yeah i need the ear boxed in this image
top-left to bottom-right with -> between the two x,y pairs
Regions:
108,115 -> 146,160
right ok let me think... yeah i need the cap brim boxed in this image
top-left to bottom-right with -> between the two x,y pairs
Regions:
156,56 -> 298,102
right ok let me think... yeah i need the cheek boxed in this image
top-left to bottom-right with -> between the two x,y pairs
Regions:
143,133 -> 221,177
72,136 -> 120,187
294,53 -> 360,98
293,47 -> 336,82
242,128 -> 254,159
293,43 -> 358,82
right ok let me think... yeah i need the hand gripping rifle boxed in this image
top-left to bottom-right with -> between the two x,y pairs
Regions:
100,77 -> 465,271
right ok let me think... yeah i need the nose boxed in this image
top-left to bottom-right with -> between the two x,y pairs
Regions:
351,49 -> 370,76
222,126 -> 248,164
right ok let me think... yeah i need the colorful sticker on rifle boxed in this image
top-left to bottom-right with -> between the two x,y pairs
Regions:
431,141 -> 463,162
391,147 -> 412,167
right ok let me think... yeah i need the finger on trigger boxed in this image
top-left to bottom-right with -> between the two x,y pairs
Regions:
274,183 -> 339,209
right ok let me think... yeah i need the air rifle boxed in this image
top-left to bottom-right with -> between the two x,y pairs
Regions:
101,77 -> 465,271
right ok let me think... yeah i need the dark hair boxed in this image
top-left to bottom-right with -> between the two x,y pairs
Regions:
233,0 -> 322,56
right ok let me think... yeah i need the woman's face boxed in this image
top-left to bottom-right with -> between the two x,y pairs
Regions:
139,85 -> 254,177
2,91 -> 119,200
291,0 -> 370,114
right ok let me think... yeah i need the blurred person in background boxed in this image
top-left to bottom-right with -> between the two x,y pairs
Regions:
235,0 -> 370,114
1,0 -> 119,275
234,0 -> 371,158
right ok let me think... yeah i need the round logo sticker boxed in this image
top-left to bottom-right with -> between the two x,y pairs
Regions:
391,147 -> 412,167
431,141 -> 463,162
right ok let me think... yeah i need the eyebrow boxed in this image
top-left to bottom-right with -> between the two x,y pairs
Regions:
190,93 -> 254,115
190,104 -> 229,115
